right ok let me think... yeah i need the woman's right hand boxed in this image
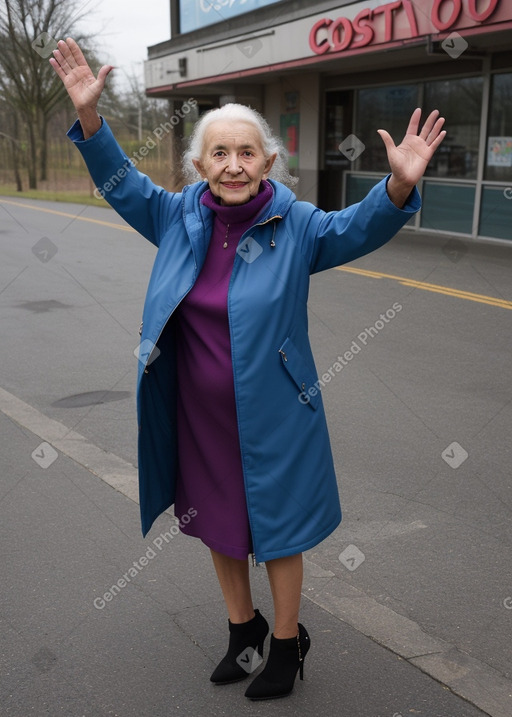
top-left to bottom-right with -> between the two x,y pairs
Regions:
50,38 -> 113,137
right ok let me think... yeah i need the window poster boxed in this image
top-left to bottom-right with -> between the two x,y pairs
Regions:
280,112 -> 299,170
487,137 -> 512,167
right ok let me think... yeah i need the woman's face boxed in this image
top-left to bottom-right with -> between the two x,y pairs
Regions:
193,119 -> 277,205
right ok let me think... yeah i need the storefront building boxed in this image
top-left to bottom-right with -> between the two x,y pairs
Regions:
145,1 -> 512,242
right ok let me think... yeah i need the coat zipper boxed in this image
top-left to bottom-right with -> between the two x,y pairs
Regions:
227,218 -> 280,566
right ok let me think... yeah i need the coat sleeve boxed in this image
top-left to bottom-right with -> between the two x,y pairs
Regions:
67,117 -> 182,248
299,175 -> 421,274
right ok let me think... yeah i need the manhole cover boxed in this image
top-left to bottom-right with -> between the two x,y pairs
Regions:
51,390 -> 131,408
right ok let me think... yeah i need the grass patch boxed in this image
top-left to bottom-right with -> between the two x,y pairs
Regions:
0,187 -> 110,208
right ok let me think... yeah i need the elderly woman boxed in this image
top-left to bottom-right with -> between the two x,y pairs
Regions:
51,39 -> 445,701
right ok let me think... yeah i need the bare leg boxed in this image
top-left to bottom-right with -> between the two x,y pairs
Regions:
265,553 -> 303,638
210,548 -> 255,623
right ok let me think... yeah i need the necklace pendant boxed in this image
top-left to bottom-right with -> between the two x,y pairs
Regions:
223,241 -> 228,249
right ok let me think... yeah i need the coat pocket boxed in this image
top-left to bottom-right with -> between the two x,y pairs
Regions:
278,337 -> 320,410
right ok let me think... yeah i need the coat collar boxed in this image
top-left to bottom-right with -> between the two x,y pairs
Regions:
182,178 -> 296,225
181,179 -> 296,261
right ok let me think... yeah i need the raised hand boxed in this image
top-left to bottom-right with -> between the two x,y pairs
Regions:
378,108 -> 446,207
50,38 -> 113,137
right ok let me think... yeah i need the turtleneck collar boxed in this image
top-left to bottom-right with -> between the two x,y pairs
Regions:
200,180 -> 273,225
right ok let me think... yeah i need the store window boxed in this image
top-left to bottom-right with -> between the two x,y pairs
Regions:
424,77 -> 483,179
421,182 -> 476,235
479,186 -> 512,240
319,91 -> 354,210
419,77 -> 482,235
354,85 -> 418,173
485,73 -> 512,183
479,73 -> 512,239
325,91 -> 352,168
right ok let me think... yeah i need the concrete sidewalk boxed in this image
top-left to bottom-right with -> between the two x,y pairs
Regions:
0,396 -> 504,717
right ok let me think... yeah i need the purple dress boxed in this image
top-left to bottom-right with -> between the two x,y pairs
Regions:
174,182 -> 273,560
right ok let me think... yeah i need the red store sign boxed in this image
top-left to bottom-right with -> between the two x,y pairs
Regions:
309,0 -> 506,55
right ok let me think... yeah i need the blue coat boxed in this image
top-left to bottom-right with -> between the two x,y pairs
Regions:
69,118 -> 420,562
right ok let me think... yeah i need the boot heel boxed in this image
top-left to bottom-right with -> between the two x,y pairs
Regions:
245,623 -> 311,700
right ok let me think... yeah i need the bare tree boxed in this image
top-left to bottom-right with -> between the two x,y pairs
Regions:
0,0 -> 95,188
102,69 -> 171,141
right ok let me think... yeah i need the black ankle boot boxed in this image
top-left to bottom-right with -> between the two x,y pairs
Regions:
210,609 -> 269,685
244,623 -> 310,700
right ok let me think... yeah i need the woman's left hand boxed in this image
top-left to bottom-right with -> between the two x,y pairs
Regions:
378,108 -> 446,208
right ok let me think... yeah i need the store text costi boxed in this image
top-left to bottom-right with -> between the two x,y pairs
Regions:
309,0 -> 501,55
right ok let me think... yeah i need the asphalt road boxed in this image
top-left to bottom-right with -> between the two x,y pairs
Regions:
1,195 -> 511,717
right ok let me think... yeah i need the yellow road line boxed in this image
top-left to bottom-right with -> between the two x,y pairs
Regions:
337,266 -> 384,280
2,197 -> 511,310
336,266 -> 512,310
0,198 -> 136,232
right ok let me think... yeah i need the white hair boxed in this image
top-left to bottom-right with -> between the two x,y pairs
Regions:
182,103 -> 298,188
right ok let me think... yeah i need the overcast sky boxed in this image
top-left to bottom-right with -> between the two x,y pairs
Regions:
75,0 -> 171,90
